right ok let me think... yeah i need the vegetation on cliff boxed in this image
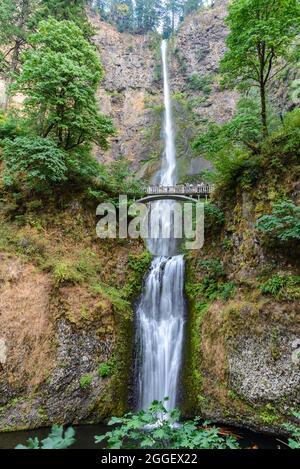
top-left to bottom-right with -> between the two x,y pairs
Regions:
0,0 -> 299,445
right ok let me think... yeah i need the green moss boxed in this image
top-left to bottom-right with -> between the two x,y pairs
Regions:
227,389 -> 239,400
79,374 -> 93,389
259,404 -> 280,425
94,248 -> 152,418
182,257 -> 209,414
52,259 -> 84,286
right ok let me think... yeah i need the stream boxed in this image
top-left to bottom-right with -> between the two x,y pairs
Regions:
0,424 -> 286,449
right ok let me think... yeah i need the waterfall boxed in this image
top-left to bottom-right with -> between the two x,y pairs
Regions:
136,40 -> 186,412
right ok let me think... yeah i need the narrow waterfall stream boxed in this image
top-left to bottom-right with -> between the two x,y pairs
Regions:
136,40 -> 186,412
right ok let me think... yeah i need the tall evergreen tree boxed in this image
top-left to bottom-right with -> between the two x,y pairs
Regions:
165,0 -> 184,33
135,0 -> 162,33
110,0 -> 134,32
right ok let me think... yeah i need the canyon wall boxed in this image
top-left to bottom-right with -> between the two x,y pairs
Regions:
0,0 -> 299,435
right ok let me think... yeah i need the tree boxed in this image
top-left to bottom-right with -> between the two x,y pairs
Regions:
221,0 -> 300,136
183,0 -> 203,16
110,0 -> 134,32
135,0 -> 162,33
162,13 -> 173,39
165,0 -> 185,33
35,0 -> 93,37
0,0 -> 38,75
12,19 -> 114,152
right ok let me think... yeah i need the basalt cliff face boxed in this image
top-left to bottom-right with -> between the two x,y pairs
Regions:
89,13 -> 162,179
0,1 -> 299,436
90,0 -> 239,181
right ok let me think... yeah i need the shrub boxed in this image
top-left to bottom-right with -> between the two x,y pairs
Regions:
15,425 -> 75,449
188,73 -> 212,94
95,399 -> 239,449
260,274 -> 300,301
52,260 -> 84,286
79,374 -> 93,389
204,203 -> 225,230
0,112 -> 25,140
98,360 -> 114,378
2,136 -> 67,191
256,199 -> 300,243
198,259 -> 225,279
283,412 -> 300,449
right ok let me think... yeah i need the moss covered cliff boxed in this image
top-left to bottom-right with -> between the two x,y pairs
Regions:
0,194 -> 150,431
182,134 -> 300,433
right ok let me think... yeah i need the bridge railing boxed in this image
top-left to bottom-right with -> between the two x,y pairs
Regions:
146,183 -> 213,195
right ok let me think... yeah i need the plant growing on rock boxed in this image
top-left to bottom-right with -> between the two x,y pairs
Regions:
256,199 -> 300,244
283,412 -> 300,449
188,73 -> 212,94
98,359 -> 115,378
260,274 -> 300,301
79,374 -> 93,389
2,136 -> 67,192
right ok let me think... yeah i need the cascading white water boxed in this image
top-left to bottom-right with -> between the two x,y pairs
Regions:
136,40 -> 186,412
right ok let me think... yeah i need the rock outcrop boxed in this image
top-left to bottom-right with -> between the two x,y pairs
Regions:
90,13 -> 162,179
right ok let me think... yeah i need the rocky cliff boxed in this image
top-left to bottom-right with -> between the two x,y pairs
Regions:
0,199 -> 150,431
183,158 -> 300,434
0,1 -> 299,436
89,13 -> 163,180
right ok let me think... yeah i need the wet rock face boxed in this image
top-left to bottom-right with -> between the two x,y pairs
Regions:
44,320 -> 112,424
0,319 -> 112,430
196,298 -> 300,434
90,14 -> 161,172
171,0 -> 238,125
228,333 -> 300,401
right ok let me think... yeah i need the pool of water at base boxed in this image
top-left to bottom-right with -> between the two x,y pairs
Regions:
0,423 -> 288,450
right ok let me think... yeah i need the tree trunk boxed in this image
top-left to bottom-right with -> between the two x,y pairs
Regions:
260,81 -> 268,137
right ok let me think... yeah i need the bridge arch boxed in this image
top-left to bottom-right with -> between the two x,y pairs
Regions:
136,194 -> 203,204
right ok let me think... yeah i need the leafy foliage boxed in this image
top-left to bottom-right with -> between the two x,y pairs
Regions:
194,98 -> 264,154
204,203 -> 225,230
221,0 -> 300,134
98,359 -> 115,378
260,274 -> 300,301
283,412 -> 300,449
198,259 -> 224,279
188,73 -> 212,93
256,200 -> 300,243
15,425 -> 76,449
35,0 -> 93,37
95,399 -> 239,449
2,136 -> 67,191
12,19 -> 115,151
52,259 -> 85,286
80,374 -> 93,389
